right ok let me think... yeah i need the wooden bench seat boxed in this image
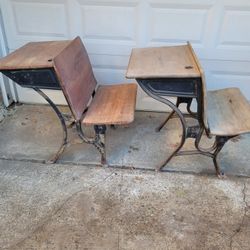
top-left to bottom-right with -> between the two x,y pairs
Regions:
207,88 -> 250,136
83,84 -> 137,125
187,43 -> 250,176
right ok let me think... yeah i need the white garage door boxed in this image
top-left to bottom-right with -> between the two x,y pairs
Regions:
1,0 -> 250,111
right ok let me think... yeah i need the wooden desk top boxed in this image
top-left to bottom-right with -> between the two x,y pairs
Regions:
0,40 -> 71,70
126,44 -> 200,79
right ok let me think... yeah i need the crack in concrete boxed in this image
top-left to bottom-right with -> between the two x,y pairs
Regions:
117,172 -> 123,250
5,171 -> 116,250
229,182 -> 249,250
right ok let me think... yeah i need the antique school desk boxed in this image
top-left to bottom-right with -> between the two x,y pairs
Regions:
126,42 -> 206,171
0,40 -> 72,162
0,38 -> 137,164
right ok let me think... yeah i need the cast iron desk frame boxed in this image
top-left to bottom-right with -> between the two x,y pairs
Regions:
127,44 -> 226,174
137,77 -> 207,171
0,68 -> 70,163
0,67 -> 108,164
0,40 -> 107,164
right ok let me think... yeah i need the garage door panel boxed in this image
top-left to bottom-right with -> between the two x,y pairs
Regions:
93,68 -> 131,84
0,0 -> 250,109
148,2 -> 213,47
81,5 -> 137,41
11,0 -> 68,38
90,54 -> 129,70
3,0 -> 70,50
201,59 -> 250,99
217,8 -> 250,48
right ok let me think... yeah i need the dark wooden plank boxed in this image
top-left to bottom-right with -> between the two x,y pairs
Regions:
53,37 -> 97,121
207,88 -> 250,136
0,40 -> 71,70
83,84 -> 137,125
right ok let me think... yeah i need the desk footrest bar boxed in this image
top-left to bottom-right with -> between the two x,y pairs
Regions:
187,125 -> 200,138
176,150 -> 213,158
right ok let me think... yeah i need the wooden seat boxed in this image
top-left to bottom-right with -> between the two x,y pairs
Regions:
52,36 -> 137,164
187,42 -> 250,176
207,88 -> 250,136
83,84 -> 137,125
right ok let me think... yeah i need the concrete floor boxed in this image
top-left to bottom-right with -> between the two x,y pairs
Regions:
0,104 -> 250,176
0,104 -> 250,249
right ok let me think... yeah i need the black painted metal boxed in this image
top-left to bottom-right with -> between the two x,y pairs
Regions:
94,125 -> 107,164
33,87 -> 67,163
76,121 -> 107,165
0,65 -> 109,165
1,68 -> 61,89
137,79 -> 188,171
137,77 -> 230,177
187,125 -> 200,138
138,78 -> 199,97
156,96 -> 197,132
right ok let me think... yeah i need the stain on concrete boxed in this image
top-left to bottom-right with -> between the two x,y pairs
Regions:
0,161 -> 249,250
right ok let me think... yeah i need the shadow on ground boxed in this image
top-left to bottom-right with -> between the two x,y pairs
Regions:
0,104 -> 249,249
0,104 -> 249,177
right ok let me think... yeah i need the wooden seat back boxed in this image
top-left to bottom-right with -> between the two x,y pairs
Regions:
188,42 -> 209,131
53,37 -> 97,121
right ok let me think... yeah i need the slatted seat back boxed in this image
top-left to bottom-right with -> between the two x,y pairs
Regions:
187,42 -> 208,131
53,36 -> 97,121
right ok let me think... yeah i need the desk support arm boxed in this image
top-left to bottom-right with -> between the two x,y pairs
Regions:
76,122 -> 107,165
137,81 -> 187,171
33,87 -> 68,163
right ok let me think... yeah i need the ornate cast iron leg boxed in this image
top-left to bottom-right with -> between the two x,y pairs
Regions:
137,82 -> 188,171
212,136 -> 231,178
195,131 -> 237,177
156,97 -> 196,132
76,121 -> 107,166
33,87 -> 68,163
156,98 -> 180,132
94,125 -> 107,165
156,110 -> 175,132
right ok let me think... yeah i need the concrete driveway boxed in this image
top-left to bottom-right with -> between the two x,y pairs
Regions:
0,104 -> 249,249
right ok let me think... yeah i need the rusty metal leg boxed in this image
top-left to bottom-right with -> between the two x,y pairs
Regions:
212,136 -> 231,178
213,150 -> 224,178
33,87 -> 67,163
76,122 -> 107,165
157,111 -> 187,171
94,125 -> 107,165
156,97 -> 196,132
156,98 -> 180,132
156,110 -> 176,132
137,83 -> 188,171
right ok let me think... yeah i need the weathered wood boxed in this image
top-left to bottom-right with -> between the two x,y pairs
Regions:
53,37 -> 97,121
187,42 -> 208,130
126,45 -> 200,79
0,40 -> 71,70
83,84 -> 137,125
207,88 -> 250,136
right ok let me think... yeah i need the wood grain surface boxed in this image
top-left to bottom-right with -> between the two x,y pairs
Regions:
187,42 -> 209,130
126,45 -> 200,79
207,88 -> 250,136
83,84 -> 137,125
53,37 -> 97,121
0,40 -> 71,70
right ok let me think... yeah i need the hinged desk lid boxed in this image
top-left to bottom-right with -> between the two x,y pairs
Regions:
0,40 -> 71,70
126,44 -> 200,79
